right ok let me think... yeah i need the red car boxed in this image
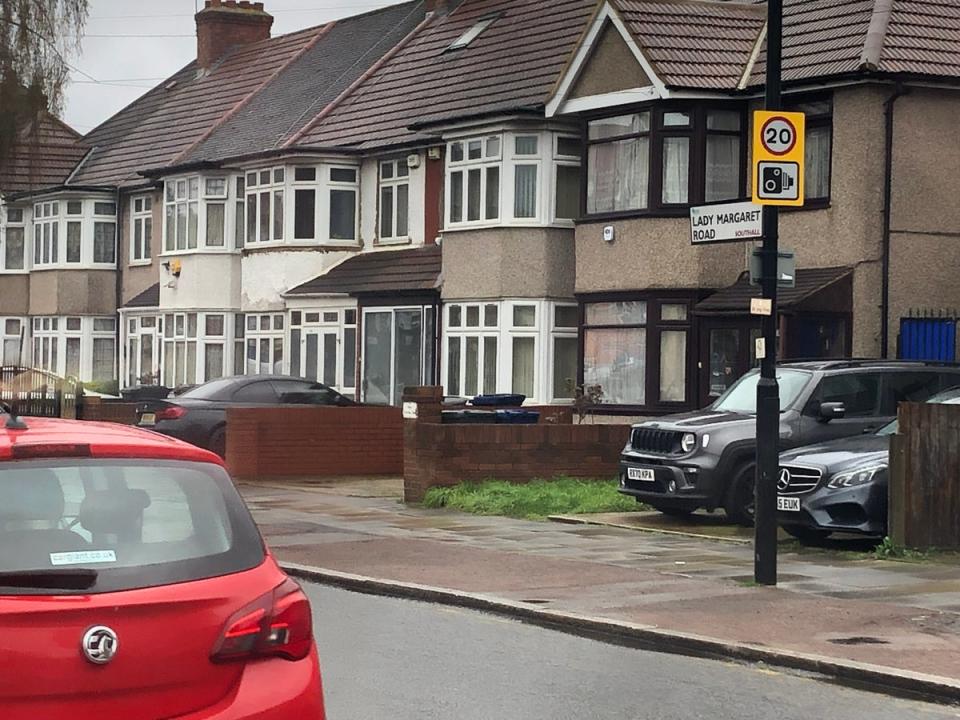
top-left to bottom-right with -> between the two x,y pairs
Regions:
0,412 -> 326,720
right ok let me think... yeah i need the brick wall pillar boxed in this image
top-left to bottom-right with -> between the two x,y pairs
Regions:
402,386 -> 443,502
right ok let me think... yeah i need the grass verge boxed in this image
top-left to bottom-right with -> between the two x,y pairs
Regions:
422,477 -> 639,521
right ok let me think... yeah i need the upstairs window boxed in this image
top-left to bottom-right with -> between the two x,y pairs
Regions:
446,131 -> 580,228
379,159 -> 410,243
586,105 -> 745,216
163,176 -> 237,252
328,167 -> 358,242
247,164 -> 358,245
165,177 -> 199,251
131,195 -> 153,264
2,207 -> 25,271
792,97 -> 833,203
33,201 -> 60,266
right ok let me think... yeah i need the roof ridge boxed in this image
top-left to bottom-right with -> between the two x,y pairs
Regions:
859,0 -> 894,71
169,22 -> 335,167
274,1 -> 429,149
284,3 -> 435,149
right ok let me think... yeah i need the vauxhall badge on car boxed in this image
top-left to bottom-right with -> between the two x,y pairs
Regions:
82,625 -> 119,665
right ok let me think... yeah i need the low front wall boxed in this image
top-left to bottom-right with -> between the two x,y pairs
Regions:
404,421 -> 630,502
79,398 -> 139,424
226,405 -> 403,480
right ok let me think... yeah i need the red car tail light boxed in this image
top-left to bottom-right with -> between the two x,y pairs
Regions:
11,443 -> 92,459
154,406 -> 187,421
211,578 -> 313,663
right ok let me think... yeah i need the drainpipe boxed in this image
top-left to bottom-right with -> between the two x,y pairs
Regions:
881,84 -> 908,358
114,187 -> 123,386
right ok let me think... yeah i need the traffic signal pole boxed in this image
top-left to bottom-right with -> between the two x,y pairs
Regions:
754,0 -> 782,586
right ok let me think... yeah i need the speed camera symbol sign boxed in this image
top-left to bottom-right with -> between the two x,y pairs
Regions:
752,110 -> 805,207
760,116 -> 797,156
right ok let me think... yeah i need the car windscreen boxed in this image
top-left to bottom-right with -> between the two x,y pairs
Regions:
711,369 -> 811,414
0,459 -> 264,595
877,387 -> 960,435
178,378 -> 237,400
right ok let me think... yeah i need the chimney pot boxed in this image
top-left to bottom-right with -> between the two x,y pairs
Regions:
196,0 -> 273,70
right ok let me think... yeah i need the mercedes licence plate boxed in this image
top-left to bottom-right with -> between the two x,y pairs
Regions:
627,467 -> 655,482
777,496 -> 801,512
139,412 -> 156,427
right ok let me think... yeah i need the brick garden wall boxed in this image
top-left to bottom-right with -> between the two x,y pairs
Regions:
79,398 -> 139,424
226,405 -> 403,480
402,387 -> 629,502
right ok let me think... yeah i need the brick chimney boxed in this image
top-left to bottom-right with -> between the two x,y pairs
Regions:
196,0 -> 273,70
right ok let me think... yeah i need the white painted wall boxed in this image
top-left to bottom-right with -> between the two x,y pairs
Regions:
240,249 -> 353,312
159,253 -> 242,310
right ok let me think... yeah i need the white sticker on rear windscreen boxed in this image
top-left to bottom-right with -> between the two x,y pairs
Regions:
49,550 -> 118,566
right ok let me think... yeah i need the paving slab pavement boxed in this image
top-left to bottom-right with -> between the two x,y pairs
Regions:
239,479 -> 960,694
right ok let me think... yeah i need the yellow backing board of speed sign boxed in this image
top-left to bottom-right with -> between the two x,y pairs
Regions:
752,110 -> 805,207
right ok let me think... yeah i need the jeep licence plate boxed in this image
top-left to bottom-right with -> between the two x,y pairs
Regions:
777,496 -> 800,512
627,467 -> 655,482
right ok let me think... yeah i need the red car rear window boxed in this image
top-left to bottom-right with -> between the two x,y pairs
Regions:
0,459 -> 264,595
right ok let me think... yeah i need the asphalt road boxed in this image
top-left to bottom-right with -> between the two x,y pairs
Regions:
305,583 -> 959,720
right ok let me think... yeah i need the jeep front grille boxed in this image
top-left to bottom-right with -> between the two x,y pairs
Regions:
630,427 -> 683,455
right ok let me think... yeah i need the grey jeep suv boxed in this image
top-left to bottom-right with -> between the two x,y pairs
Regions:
618,360 -> 960,525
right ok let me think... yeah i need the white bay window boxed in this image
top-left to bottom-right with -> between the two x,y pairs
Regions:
1,207 -> 26,271
163,175 -> 241,253
443,300 -> 577,404
445,130 -> 580,229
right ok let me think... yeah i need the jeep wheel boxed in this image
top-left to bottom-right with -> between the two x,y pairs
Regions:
782,525 -> 832,544
723,462 -> 756,527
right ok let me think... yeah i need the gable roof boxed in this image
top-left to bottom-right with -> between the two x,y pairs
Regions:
613,0 -> 765,90
123,283 -> 161,309
69,26 -> 326,188
294,0 -> 598,152
182,1 -> 428,165
286,245 -> 442,296
0,114 -> 87,195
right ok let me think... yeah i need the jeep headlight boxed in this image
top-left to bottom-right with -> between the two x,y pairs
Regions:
826,464 -> 887,489
680,433 -> 697,453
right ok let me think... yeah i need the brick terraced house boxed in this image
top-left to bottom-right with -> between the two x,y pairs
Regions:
2,0 -> 960,416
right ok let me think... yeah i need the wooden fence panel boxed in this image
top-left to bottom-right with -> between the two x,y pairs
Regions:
891,402 -> 960,549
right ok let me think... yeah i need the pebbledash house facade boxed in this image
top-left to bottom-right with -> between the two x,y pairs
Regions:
2,0 -> 960,414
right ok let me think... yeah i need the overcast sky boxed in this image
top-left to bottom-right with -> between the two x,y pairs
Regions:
63,0 -> 400,134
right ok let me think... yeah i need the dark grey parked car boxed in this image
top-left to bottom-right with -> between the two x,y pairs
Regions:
136,375 -> 355,457
618,360 -> 960,525
776,385 -> 960,542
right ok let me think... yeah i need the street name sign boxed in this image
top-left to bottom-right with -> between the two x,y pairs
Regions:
752,111 -> 805,207
689,201 -> 763,244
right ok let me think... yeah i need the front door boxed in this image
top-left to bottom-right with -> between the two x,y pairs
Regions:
698,319 -> 762,407
302,329 -> 339,387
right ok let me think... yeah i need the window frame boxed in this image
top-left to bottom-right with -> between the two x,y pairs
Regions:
1,205 -> 27,272
378,158 -> 411,244
445,130 -> 582,230
579,292 -> 697,413
163,175 -> 238,254
788,94 -> 834,209
583,103 -> 747,220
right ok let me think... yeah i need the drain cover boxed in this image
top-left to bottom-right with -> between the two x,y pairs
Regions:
827,636 -> 890,646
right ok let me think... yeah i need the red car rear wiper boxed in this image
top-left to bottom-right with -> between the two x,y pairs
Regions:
0,569 -> 98,590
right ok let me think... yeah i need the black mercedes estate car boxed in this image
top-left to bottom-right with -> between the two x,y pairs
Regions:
618,360 -> 960,525
776,385 -> 960,542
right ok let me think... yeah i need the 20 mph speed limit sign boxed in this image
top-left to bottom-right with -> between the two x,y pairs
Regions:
752,110 -> 805,207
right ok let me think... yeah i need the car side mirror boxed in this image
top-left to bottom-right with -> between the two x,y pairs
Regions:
819,401 -> 846,422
